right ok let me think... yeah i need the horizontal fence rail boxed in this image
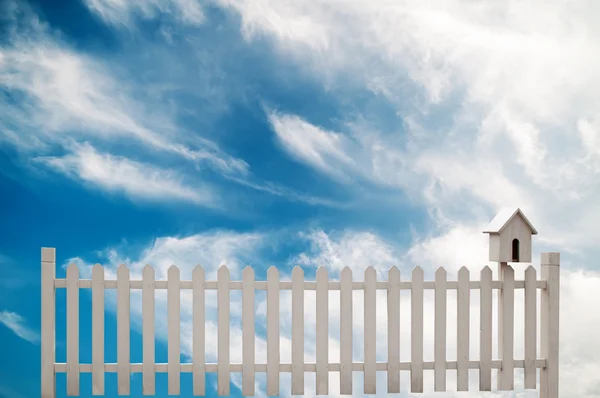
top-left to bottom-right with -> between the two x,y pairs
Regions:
40,248 -> 560,397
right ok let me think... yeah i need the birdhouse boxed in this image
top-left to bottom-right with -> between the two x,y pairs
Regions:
483,208 -> 537,263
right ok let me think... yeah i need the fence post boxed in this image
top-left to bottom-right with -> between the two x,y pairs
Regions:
540,253 -> 560,398
41,247 -> 56,398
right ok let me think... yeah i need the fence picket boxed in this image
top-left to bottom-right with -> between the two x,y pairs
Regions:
479,266 -> 493,391
499,265 -> 515,390
340,267 -> 353,395
218,266 -> 230,396
434,267 -> 447,391
411,267 -> 424,393
316,267 -> 329,394
457,267 -> 470,391
92,264 -> 104,395
67,263 -> 79,396
117,264 -> 130,395
524,266 -> 537,389
364,266 -> 377,394
168,266 -> 181,395
267,267 -> 280,395
142,265 -> 155,395
292,266 -> 304,395
242,266 -> 255,396
387,266 -> 400,393
193,265 -> 206,396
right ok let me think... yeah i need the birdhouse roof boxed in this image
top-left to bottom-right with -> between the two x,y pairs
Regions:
482,207 -> 538,235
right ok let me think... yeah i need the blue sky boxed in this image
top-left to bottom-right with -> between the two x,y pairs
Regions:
1,0 -> 600,397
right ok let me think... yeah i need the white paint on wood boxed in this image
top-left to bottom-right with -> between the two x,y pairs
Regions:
498,264 -> 515,390
193,265 -> 206,396
364,266 -> 377,394
524,265 -> 537,389
41,248 -> 56,398
117,264 -> 130,395
340,267 -> 353,395
67,263 -> 79,396
541,253 -> 560,398
387,267 -> 400,393
218,265 -> 230,396
434,267 -> 446,392
316,266 -> 329,395
168,266 -> 181,395
457,267 -> 470,391
479,266 -> 493,391
242,266 -> 255,396
92,264 -> 104,395
411,267 -> 424,393
292,266 -> 304,395
142,265 -> 155,395
267,267 -> 280,396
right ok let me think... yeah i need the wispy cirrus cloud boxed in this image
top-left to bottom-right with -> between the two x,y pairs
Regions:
0,310 -> 39,344
36,143 -> 219,206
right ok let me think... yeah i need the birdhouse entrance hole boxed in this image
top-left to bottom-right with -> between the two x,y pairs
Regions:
512,239 -> 520,262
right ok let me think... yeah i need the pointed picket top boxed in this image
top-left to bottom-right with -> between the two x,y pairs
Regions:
168,264 -> 180,277
458,266 -> 469,278
412,266 -> 424,278
218,264 -> 230,278
292,265 -> 304,278
143,264 -> 154,277
365,265 -> 377,279
117,263 -> 129,276
435,266 -> 447,278
192,264 -> 205,278
525,265 -> 536,275
67,262 -> 79,277
316,266 -> 328,278
243,265 -> 255,278
481,266 -> 492,278
388,265 -> 400,278
267,266 -> 279,278
341,266 -> 352,279
92,263 -> 103,276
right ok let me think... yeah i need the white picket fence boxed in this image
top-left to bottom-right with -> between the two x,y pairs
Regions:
40,248 -> 559,397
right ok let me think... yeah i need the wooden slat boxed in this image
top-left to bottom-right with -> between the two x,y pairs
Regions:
479,266 -> 492,391
168,266 -> 181,395
540,253 -> 560,398
218,266 -> 230,395
267,267 -> 280,396
499,264 -> 515,390
292,266 -> 304,395
193,265 -> 206,396
457,267 -> 470,391
434,267 -> 447,391
67,263 -> 79,396
92,264 -> 105,395
387,266 -> 400,393
524,266 -> 537,389
242,266 -> 256,396
339,267 -> 353,395
117,264 -> 130,395
142,265 -> 155,395
41,248 -> 56,398
364,266 -> 376,394
411,267 -> 424,393
316,267 -> 329,395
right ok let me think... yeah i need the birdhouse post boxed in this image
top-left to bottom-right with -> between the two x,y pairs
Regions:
483,208 -> 538,390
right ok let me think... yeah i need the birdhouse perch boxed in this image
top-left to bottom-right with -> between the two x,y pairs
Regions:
483,208 -> 537,263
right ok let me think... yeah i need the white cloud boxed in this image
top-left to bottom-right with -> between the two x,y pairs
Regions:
36,143 -> 217,206
0,310 -> 39,344
84,0 -> 205,27
0,1 -> 248,176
